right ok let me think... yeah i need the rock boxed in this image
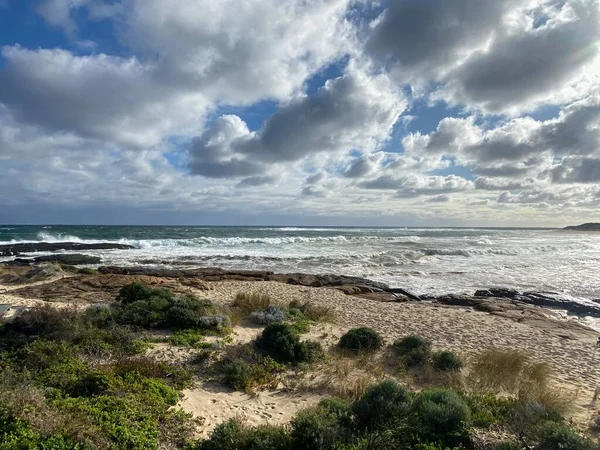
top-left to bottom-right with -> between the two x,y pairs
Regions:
436,294 -> 485,307
474,288 -> 519,298
0,242 -> 135,254
34,254 -> 101,265
178,278 -> 212,290
563,223 -> 600,231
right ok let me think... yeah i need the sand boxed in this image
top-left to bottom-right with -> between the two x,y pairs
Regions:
2,277 -> 599,434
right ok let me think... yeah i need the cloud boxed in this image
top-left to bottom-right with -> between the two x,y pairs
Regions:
365,0 -> 528,83
427,194 -> 452,203
403,96 -> 600,167
436,0 -> 600,113
360,174 -> 473,197
236,175 -> 280,188
0,46 -> 206,147
189,68 -> 405,175
343,153 -> 385,178
548,156 -> 600,183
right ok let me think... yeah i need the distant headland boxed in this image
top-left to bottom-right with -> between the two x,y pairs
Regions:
563,223 -> 600,231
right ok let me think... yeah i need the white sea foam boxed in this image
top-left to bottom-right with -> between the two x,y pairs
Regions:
2,227 -> 600,300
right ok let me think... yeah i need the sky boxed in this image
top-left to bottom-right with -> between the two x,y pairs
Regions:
0,0 -> 599,226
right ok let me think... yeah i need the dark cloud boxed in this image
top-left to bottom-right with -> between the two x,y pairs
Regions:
189,71 -> 404,175
366,0 -> 522,78
549,157 -> 600,183
441,0 -> 600,112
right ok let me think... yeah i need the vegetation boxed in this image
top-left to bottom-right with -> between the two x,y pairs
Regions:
432,351 -> 463,372
0,302 -> 196,449
113,283 -> 230,332
255,322 -> 323,364
391,335 -> 432,368
338,327 -> 383,353
0,282 -> 595,449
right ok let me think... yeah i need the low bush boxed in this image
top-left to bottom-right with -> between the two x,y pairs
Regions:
193,418 -> 291,450
218,344 -> 285,392
432,351 -> 463,372
232,292 -> 272,314
290,406 -> 347,450
535,421 -> 599,450
462,392 -> 517,428
353,380 -> 412,431
318,397 -> 353,426
338,327 -> 383,353
255,322 -> 317,364
170,329 -> 207,348
410,389 -> 472,448
113,283 -> 230,332
248,305 -> 287,325
391,335 -> 431,368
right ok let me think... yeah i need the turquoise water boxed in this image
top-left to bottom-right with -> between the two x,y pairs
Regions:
1,225 -> 600,299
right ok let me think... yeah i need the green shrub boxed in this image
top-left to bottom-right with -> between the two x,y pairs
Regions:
318,397 -> 353,426
353,380 -> 412,431
410,389 -> 472,447
255,323 -> 305,364
391,335 -> 431,368
536,422 -> 599,450
170,329 -> 209,349
77,267 -> 96,275
296,340 -> 326,364
114,284 -> 228,332
195,418 -> 291,450
289,318 -> 313,334
290,407 -> 345,450
462,392 -> 517,428
338,328 -> 383,353
432,351 -> 463,372
219,344 -> 285,392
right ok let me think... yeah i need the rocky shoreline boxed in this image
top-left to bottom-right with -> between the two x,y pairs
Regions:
0,242 -> 135,256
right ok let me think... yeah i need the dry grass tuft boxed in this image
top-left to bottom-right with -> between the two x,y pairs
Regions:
313,353 -> 385,401
231,292 -> 272,314
467,348 -> 575,416
288,299 -> 336,323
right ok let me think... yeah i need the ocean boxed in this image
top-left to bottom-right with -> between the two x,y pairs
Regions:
1,225 -> 599,301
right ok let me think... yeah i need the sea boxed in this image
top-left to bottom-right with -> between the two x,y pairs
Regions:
1,225 -> 600,302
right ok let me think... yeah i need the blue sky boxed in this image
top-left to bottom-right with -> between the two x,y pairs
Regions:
0,0 -> 599,226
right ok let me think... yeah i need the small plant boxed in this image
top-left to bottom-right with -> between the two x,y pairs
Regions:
248,305 -> 288,325
410,389 -> 472,447
218,344 -> 285,392
255,323 -> 304,364
462,392 -> 517,428
391,335 -> 432,368
170,329 -> 208,349
338,327 -> 383,353
353,380 -> 412,430
290,406 -> 345,450
536,421 -> 599,450
193,418 -> 291,450
232,292 -> 271,314
432,351 -> 463,372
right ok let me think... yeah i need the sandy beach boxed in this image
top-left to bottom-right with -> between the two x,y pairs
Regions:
2,272 -> 599,435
